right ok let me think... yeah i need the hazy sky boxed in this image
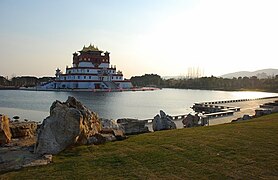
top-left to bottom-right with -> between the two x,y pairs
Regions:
0,0 -> 278,78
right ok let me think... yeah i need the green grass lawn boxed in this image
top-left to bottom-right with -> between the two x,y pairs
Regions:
1,113 -> 278,179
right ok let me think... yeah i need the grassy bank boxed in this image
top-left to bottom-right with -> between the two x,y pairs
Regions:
1,114 -> 278,179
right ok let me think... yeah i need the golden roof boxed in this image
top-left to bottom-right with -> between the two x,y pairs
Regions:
80,44 -> 102,52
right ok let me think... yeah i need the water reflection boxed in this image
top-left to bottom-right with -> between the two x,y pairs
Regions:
0,89 -> 277,121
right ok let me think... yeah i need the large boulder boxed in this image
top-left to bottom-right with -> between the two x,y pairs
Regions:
9,121 -> 37,138
0,115 -> 12,145
152,110 -> 176,131
34,96 -> 101,155
117,118 -> 149,135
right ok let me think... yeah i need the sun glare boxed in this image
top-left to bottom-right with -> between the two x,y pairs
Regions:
230,91 -> 278,100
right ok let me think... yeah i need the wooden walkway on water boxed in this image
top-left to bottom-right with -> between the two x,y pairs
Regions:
142,96 -> 278,126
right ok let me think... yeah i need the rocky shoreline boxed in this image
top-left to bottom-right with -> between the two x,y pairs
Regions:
1,96 -> 278,173
1,96 -> 177,172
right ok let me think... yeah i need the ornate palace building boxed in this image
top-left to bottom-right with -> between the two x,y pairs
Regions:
40,44 -> 132,90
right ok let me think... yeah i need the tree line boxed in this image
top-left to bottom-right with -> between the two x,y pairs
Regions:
1,74 -> 278,92
131,74 -> 278,92
0,76 -> 54,87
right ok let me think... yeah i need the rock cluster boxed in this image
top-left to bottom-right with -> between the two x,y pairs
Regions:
258,100 -> 278,115
152,110 -> 176,131
0,116 -> 43,172
232,100 -> 278,123
34,96 -> 102,155
0,96 -> 148,172
0,114 -> 38,146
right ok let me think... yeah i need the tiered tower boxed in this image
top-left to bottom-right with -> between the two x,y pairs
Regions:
40,44 -> 132,90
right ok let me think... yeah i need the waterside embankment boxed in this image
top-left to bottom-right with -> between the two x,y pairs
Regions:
1,95 -> 278,174
2,113 -> 278,179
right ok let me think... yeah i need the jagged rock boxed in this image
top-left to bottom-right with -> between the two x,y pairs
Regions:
112,129 -> 126,140
0,115 -> 12,145
242,114 -> 252,120
152,110 -> 176,131
182,113 -> 204,128
101,134 -> 117,142
182,114 -> 195,128
117,118 -> 149,135
112,129 -> 124,137
34,96 -> 101,155
100,119 -> 126,140
87,134 -> 107,145
9,121 -> 37,138
255,109 -> 272,117
100,119 -> 123,131
87,133 -> 118,144
255,109 -> 263,117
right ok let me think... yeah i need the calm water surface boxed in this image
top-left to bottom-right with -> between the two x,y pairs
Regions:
0,89 -> 277,122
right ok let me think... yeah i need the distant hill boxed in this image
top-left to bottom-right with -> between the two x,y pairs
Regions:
221,69 -> 278,79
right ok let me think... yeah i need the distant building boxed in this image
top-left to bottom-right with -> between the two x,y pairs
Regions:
40,44 -> 132,90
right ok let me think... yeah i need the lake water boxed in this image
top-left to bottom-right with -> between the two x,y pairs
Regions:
0,89 -> 277,122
